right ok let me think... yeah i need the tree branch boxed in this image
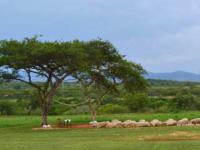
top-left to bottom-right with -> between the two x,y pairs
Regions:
15,78 -> 42,91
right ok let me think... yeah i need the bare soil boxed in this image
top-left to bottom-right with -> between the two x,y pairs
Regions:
32,124 -> 93,131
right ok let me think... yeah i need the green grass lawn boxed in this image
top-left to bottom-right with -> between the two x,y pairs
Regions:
2,111 -> 200,128
1,112 -> 200,150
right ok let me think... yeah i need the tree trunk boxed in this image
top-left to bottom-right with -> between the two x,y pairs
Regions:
90,110 -> 96,121
40,84 -> 60,126
27,106 -> 32,116
88,98 -> 96,121
41,106 -> 49,126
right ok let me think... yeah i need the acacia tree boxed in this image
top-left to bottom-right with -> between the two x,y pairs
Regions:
0,37 -> 85,125
73,40 -> 147,121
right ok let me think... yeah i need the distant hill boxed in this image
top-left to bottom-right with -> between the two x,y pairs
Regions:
146,71 -> 200,82
12,70 -> 200,82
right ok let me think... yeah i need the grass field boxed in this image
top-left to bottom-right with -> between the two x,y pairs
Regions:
1,112 -> 200,150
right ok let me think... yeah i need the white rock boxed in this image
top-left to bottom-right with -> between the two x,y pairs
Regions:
89,121 -> 97,124
191,118 -> 200,125
42,124 -> 52,128
136,120 -> 150,127
150,119 -> 163,127
177,118 -> 190,126
164,119 -> 177,126
106,120 -> 122,128
122,120 -> 137,128
93,121 -> 109,128
139,119 -> 146,122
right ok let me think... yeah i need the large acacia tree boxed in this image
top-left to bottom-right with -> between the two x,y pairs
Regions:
0,37 -> 147,125
73,40 -> 147,121
0,37 -> 85,125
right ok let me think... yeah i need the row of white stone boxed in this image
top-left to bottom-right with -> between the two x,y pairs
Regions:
90,118 -> 200,128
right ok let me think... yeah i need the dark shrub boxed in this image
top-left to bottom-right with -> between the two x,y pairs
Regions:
124,93 -> 148,112
98,104 -> 128,114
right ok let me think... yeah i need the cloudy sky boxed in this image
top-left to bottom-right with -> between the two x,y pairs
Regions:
1,0 -> 200,73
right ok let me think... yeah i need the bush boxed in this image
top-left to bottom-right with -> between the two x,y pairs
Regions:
0,100 -> 15,115
124,93 -> 148,112
147,98 -> 171,113
173,94 -> 198,111
65,105 -> 90,115
154,105 -> 171,113
98,104 -> 128,114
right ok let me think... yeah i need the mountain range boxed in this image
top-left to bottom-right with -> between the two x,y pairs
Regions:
19,70 -> 200,82
146,71 -> 200,82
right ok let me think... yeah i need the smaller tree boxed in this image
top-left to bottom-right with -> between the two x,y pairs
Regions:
74,40 -> 147,121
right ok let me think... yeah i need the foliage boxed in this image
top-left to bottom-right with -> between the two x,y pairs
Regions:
173,94 -> 199,111
2,79 -> 200,114
98,104 -> 128,114
0,37 -> 147,123
0,100 -> 15,115
124,93 -> 148,112
0,37 -> 87,124
147,98 -> 171,113
3,37 -> 200,117
71,39 -> 147,120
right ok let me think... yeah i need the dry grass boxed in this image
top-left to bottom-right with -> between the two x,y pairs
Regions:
139,131 -> 200,141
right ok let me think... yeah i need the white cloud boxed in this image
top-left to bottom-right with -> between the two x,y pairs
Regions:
129,24 -> 200,73
1,0 -> 200,72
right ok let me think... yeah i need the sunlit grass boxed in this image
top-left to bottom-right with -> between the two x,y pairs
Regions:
1,111 -> 200,128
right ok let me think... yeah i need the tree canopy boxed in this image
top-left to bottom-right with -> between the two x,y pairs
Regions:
73,39 -> 148,121
0,37 -> 147,125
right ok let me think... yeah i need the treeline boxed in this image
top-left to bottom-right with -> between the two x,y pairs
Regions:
1,80 -> 200,115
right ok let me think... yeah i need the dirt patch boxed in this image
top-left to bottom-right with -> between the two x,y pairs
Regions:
143,137 -> 200,141
32,124 -> 93,131
139,131 -> 200,142
69,124 -> 93,129
169,131 -> 191,136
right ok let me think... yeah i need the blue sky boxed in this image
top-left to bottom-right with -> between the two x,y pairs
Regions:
1,0 -> 200,73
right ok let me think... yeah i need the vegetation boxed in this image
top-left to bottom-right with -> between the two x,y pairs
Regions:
2,125 -> 200,150
2,112 -> 200,128
2,38 -> 199,126
1,79 -> 200,117
0,37 -> 147,125
1,113 -> 200,150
